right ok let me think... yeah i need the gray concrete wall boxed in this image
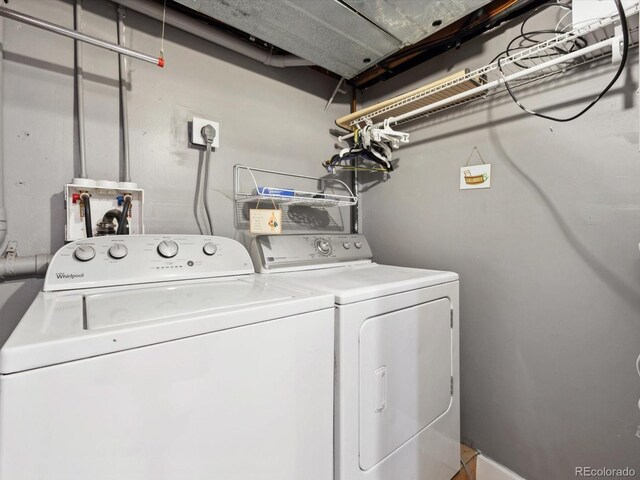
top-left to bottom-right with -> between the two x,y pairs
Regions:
4,3 -> 639,478
0,0 -> 349,343
359,8 -> 640,480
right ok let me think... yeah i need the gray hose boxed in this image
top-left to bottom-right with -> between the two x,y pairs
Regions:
81,192 -> 92,237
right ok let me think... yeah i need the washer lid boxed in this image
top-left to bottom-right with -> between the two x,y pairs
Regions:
83,280 -> 286,330
272,263 -> 458,304
0,277 -> 333,374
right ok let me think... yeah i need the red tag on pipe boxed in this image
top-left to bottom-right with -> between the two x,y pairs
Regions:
157,57 -> 165,68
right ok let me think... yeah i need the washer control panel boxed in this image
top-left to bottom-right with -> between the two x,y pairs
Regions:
250,234 -> 372,273
45,235 -> 254,291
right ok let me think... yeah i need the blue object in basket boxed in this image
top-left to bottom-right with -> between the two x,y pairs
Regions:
257,187 -> 295,197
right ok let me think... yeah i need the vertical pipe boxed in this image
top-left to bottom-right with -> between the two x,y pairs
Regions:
117,6 -> 131,183
0,17 -> 6,248
350,87 -> 358,234
75,0 -> 87,179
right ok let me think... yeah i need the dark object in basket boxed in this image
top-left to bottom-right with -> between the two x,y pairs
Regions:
288,205 -> 330,228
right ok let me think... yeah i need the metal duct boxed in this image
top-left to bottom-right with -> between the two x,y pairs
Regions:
112,0 -> 314,68
171,0 -> 493,78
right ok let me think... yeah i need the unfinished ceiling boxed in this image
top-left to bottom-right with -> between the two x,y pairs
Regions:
171,0 -> 493,79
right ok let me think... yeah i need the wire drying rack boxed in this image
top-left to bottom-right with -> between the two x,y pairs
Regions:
339,4 -> 639,133
233,164 -> 358,208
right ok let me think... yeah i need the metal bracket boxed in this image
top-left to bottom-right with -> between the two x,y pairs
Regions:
3,240 -> 18,277
324,77 -> 346,111
612,30 -> 624,64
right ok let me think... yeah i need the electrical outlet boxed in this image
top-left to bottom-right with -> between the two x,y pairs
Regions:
191,116 -> 220,148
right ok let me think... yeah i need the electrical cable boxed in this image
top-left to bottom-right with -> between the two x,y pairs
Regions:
555,9 -> 573,32
497,0 -> 629,122
519,2 -> 572,41
489,32 -> 586,65
489,32 -> 586,71
203,142 -> 214,236
80,192 -> 92,238
488,2 -> 585,68
200,124 -> 216,236
116,194 -> 131,235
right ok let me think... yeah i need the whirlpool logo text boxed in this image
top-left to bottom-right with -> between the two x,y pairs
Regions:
55,273 -> 85,280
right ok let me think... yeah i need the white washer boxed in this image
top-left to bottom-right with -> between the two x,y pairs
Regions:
250,234 -> 460,480
0,235 -> 335,480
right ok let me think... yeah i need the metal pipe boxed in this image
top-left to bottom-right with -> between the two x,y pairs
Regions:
350,87 -> 358,235
111,0 -> 314,68
0,5 -> 163,67
0,254 -> 52,280
0,18 -> 6,249
117,6 -> 131,183
75,0 -> 87,179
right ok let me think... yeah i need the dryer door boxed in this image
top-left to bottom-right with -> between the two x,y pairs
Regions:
359,297 -> 453,470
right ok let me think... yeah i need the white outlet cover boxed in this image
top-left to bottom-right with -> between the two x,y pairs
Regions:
191,117 -> 220,148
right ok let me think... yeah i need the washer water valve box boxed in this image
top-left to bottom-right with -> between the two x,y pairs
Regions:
64,182 -> 144,241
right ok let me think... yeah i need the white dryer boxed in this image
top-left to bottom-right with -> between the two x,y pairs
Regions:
250,234 -> 460,480
0,235 -> 335,480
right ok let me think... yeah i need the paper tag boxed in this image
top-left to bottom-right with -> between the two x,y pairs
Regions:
460,164 -> 491,190
250,209 -> 283,234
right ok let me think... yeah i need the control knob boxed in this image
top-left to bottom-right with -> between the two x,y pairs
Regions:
203,242 -> 218,256
315,238 -> 332,256
343,242 -> 351,249
74,245 -> 96,262
108,244 -> 128,260
157,240 -> 179,258
354,241 -> 363,249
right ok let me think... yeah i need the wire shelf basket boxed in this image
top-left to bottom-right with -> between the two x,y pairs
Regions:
233,164 -> 358,208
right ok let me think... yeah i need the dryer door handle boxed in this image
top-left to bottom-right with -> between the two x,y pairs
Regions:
374,366 -> 387,413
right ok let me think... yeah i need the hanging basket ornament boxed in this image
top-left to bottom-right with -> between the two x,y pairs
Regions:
460,147 -> 492,190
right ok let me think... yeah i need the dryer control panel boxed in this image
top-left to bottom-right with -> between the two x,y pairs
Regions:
250,234 -> 372,273
44,235 -> 254,291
